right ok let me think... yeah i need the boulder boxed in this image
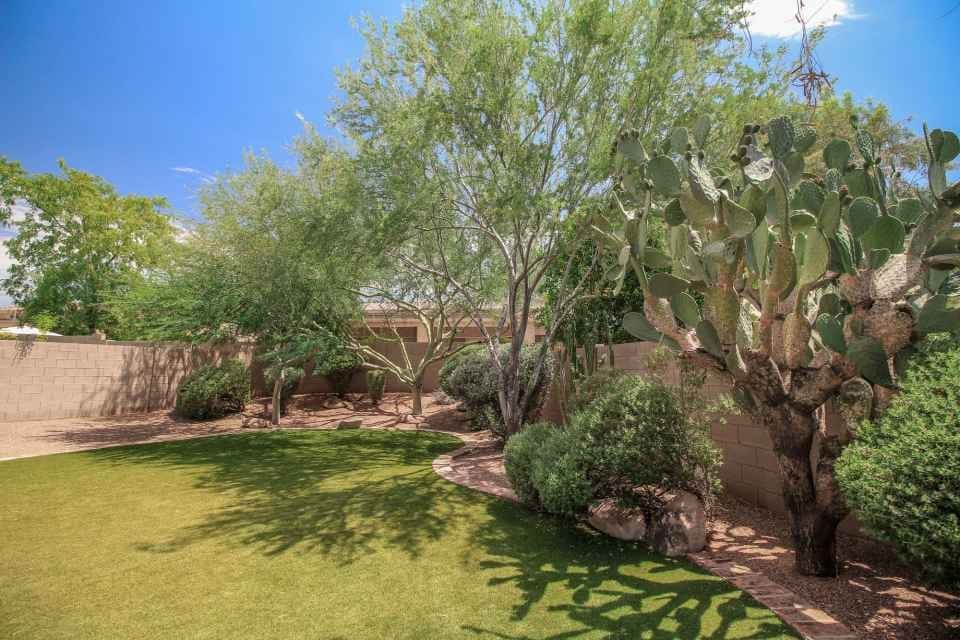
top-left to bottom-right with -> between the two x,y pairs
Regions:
645,490 -> 706,556
587,498 -> 647,541
241,415 -> 271,429
323,397 -> 347,410
432,390 -> 455,405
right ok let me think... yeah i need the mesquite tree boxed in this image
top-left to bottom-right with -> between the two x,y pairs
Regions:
599,114 -> 960,576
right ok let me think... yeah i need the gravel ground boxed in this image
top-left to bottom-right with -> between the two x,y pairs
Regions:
707,495 -> 960,640
0,393 -> 470,460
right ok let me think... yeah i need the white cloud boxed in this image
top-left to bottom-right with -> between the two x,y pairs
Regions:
171,166 -> 201,175
746,0 -> 859,39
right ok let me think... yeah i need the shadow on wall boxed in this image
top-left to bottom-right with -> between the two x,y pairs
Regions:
80,341 -> 252,417
0,336 -> 253,421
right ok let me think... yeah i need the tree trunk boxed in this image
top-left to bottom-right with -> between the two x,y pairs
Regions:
762,404 -> 846,577
792,512 -> 841,576
271,376 -> 282,426
411,380 -> 424,416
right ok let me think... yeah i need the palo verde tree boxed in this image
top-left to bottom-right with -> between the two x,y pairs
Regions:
0,159 -> 174,336
335,0 -> 790,436
346,228 -> 488,416
599,113 -> 960,576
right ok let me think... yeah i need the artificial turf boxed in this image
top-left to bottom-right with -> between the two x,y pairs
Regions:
0,429 -> 797,639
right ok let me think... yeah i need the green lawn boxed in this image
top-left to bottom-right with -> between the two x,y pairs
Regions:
0,429 -> 797,639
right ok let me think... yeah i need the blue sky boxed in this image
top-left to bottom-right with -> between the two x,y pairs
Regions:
1,0 -> 958,306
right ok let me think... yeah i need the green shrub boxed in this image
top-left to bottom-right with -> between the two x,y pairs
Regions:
437,344 -> 484,392
568,367 -> 628,414
504,375 -> 721,517
176,359 -> 250,420
530,427 -> 593,517
837,337 -> 960,588
504,422 -> 556,506
440,345 -> 555,436
570,375 -> 720,508
316,350 -> 361,397
366,370 -> 386,404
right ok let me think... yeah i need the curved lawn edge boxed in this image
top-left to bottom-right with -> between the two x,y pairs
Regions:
426,431 -> 857,640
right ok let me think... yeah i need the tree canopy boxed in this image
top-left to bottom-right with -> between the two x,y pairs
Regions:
0,159 -> 174,335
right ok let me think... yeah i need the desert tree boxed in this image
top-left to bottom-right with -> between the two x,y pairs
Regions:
0,159 -> 173,336
335,0 -> 789,436
345,228 -> 487,415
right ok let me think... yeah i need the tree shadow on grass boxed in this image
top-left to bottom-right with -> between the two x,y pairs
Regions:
85,429 -> 471,564
462,500 -> 798,639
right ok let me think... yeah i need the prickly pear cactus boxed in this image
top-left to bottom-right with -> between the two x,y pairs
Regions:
598,117 -> 960,406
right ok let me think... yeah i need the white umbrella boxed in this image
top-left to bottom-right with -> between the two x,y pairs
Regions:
0,326 -> 61,336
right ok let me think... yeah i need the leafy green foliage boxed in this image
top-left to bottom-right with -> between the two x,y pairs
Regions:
437,344 -> 484,392
440,346 -> 555,437
108,137 -> 364,349
837,337 -> 960,588
175,359 -> 250,420
505,376 -> 720,517
504,422 -> 563,507
567,368 -> 628,415
366,370 -> 386,405
0,159 -> 173,336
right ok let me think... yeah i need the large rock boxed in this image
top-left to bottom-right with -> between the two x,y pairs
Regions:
646,490 -> 706,556
323,397 -> 347,410
587,498 -> 646,541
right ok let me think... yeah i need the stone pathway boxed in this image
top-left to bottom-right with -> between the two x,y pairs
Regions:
432,436 -> 518,503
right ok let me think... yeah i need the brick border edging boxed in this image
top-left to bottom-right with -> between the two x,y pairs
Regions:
429,441 -> 857,640
429,431 -> 521,503
688,554 -> 857,639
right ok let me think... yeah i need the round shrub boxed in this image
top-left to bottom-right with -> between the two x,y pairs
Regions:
441,345 -> 555,436
176,359 -> 250,420
836,337 -> 960,588
530,427 -> 592,517
568,367 -> 628,414
504,422 -> 556,506
503,375 -> 721,517
439,347 -> 495,412
570,375 -> 720,507
438,344 -> 484,392
366,369 -> 386,405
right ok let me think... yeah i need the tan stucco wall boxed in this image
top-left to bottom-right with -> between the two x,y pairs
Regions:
0,336 -> 253,421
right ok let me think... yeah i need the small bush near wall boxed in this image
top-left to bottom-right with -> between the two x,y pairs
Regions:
505,376 -> 720,516
504,422 -> 559,505
315,350 -> 362,398
437,344 -> 484,392
837,336 -> 960,588
366,370 -> 386,405
567,367 -> 628,414
441,345 -> 554,437
176,359 -> 250,420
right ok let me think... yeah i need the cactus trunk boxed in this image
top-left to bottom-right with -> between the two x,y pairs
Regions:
758,402 -> 848,577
